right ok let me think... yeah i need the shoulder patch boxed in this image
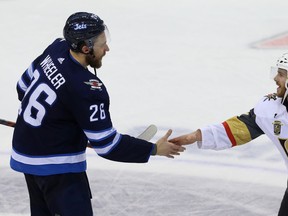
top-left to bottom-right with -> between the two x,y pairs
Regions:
84,79 -> 103,91
263,93 -> 277,101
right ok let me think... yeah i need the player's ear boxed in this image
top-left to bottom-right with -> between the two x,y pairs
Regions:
81,45 -> 90,54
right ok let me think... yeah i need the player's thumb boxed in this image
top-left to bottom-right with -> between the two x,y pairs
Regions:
163,129 -> 172,140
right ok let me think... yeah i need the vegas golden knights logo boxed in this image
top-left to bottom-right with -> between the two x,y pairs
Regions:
273,120 -> 283,135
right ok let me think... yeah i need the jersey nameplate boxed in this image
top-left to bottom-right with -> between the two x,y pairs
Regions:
40,55 -> 66,90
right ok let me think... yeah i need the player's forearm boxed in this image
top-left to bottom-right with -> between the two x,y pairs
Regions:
99,134 -> 154,163
198,124 -> 232,150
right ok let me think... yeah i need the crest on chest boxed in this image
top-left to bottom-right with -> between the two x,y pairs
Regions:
273,120 -> 283,135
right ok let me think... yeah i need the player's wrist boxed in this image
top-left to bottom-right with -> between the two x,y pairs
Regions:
195,129 -> 202,141
151,144 -> 157,155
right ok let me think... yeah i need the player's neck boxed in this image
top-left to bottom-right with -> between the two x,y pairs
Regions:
69,50 -> 88,68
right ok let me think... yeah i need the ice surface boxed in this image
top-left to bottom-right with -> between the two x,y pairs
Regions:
0,0 -> 287,215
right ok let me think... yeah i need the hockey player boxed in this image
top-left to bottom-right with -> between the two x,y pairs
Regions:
170,53 -> 288,215
10,12 -> 185,216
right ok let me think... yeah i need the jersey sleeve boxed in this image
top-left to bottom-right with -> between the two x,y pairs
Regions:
198,109 -> 264,150
99,134 -> 155,162
62,75 -> 155,163
16,55 -> 43,101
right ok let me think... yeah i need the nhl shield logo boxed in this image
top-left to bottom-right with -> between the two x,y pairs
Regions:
273,120 -> 283,135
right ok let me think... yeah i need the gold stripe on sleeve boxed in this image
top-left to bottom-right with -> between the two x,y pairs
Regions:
225,116 -> 252,146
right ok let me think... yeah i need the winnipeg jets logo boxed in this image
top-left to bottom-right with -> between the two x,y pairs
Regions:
74,23 -> 87,30
84,79 -> 103,91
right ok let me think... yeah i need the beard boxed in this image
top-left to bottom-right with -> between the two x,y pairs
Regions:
86,54 -> 102,69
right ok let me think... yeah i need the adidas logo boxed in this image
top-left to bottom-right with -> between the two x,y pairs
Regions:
57,58 -> 65,64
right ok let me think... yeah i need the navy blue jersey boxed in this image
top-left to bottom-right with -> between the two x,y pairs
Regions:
11,38 -> 155,176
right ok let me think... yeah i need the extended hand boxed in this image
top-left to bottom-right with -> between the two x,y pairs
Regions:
169,129 -> 202,145
156,129 -> 186,158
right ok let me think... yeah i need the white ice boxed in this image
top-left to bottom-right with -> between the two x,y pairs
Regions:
0,0 -> 287,215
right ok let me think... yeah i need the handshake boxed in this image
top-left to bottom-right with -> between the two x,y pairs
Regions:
141,125 -> 202,159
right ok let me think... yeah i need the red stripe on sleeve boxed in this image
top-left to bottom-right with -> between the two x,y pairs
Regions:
222,121 -> 236,147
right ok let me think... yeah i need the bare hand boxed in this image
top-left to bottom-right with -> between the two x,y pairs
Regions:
169,129 -> 202,145
156,129 -> 186,158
